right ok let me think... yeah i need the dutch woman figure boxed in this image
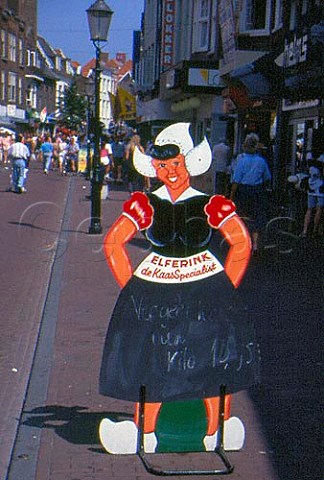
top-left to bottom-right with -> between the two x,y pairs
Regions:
99,123 -> 260,454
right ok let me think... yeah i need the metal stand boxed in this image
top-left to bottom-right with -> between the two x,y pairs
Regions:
137,385 -> 234,476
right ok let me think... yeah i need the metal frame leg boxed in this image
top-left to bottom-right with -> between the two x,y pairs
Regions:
137,385 -> 234,476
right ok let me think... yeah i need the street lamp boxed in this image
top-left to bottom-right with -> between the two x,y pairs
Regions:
86,0 -> 113,235
85,75 -> 95,179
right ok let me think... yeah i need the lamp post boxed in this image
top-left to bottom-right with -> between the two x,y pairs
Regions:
85,75 -> 95,179
86,0 -> 113,235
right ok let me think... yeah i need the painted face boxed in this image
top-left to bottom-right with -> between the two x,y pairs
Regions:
152,154 -> 190,191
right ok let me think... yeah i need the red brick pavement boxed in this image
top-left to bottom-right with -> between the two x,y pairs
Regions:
0,162 -> 71,480
2,165 -> 278,480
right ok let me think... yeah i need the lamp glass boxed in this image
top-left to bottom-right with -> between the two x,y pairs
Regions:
87,0 -> 113,42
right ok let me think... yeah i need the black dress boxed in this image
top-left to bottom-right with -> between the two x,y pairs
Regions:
99,191 -> 260,403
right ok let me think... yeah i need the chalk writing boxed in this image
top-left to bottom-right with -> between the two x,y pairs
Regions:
167,348 -> 196,372
131,294 -> 210,323
152,330 -> 186,347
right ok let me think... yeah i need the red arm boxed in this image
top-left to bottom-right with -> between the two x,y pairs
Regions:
103,192 -> 154,288
205,195 -> 251,288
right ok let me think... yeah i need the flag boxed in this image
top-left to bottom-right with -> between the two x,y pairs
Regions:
115,87 -> 136,121
40,107 -> 47,123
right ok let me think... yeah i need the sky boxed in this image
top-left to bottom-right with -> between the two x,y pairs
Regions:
38,0 -> 144,65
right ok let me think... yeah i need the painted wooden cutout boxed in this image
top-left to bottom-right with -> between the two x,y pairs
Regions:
99,123 -> 259,454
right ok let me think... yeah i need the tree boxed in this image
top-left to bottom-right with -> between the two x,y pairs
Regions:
60,81 -> 87,133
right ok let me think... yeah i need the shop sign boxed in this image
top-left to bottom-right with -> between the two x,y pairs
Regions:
7,105 -> 16,117
218,0 -> 236,65
161,0 -> 175,68
283,34 -> 308,67
282,98 -> 319,111
188,68 -> 222,87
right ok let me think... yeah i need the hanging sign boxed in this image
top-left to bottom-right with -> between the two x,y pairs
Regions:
161,0 -> 175,68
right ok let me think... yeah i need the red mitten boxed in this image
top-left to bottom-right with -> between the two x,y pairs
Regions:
204,195 -> 236,228
123,191 -> 154,230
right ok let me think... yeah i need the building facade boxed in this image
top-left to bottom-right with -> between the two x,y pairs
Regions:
134,0 -> 324,192
0,0 -> 38,131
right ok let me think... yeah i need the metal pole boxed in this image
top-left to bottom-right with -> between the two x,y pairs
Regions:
86,96 -> 92,179
88,43 -> 103,234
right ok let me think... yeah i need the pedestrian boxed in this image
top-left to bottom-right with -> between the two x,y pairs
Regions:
2,132 -> 13,165
124,134 -> 144,193
98,122 -> 260,454
102,137 -> 114,180
41,135 -> 54,174
25,134 -> 36,163
66,136 -> 80,174
300,158 -> 324,238
100,141 -> 114,199
212,138 -> 231,195
57,135 -> 68,175
111,135 -> 125,183
230,133 -> 271,254
7,133 -> 30,193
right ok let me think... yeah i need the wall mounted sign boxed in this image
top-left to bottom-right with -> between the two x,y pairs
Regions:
161,0 -> 175,68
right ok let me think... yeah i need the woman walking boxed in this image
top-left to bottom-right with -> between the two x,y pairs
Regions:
230,133 -> 271,254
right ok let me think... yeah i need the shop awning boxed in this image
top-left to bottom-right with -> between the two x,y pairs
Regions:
230,53 -> 282,99
231,66 -> 271,98
0,117 -> 15,129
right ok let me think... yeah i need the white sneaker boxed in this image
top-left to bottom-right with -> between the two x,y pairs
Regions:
203,417 -> 245,452
99,418 -> 157,454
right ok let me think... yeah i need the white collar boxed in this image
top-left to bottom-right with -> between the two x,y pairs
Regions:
153,185 -> 206,203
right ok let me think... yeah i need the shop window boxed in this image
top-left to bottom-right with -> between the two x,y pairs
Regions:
240,0 -> 270,35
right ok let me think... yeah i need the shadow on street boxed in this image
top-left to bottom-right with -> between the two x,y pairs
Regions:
242,240 -> 323,480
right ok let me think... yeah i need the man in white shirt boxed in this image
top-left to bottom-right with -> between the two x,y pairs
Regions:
8,133 -> 30,193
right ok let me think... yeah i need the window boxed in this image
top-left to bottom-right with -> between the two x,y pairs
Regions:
8,33 -> 17,62
301,0 -> 308,15
8,72 -> 17,102
18,38 -> 23,65
0,71 -> 5,101
273,0 -> 283,31
289,0 -> 297,30
26,49 -> 37,67
240,0 -> 270,34
200,0 -> 208,17
18,77 -> 22,104
1,29 -> 6,59
193,0 -> 211,51
26,84 -> 37,109
55,56 -> 61,71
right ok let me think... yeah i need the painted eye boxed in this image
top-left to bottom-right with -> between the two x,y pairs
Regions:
160,163 -> 166,168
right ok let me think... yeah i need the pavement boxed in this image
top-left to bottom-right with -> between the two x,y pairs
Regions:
0,160 -> 322,480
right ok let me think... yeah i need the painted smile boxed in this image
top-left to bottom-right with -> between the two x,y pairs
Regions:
168,176 -> 177,182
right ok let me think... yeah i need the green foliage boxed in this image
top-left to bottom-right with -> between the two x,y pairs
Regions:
60,81 -> 87,132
